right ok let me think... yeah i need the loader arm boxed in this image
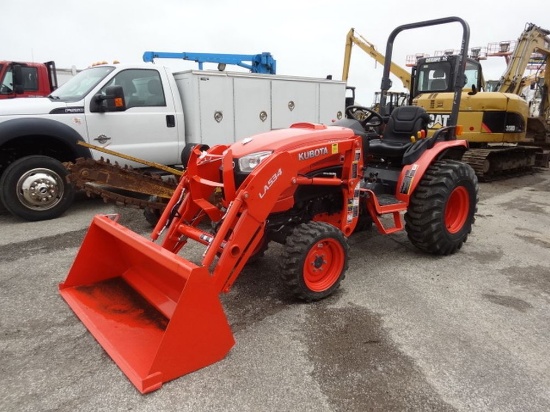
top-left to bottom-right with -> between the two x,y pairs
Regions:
158,132 -> 362,294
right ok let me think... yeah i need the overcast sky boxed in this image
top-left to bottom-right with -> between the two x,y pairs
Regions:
4,0 -> 549,104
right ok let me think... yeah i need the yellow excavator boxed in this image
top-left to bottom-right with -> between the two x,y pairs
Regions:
413,22 -> 549,179
346,23 -> 549,179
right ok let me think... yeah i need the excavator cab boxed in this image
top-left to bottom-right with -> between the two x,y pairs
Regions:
411,56 -> 483,97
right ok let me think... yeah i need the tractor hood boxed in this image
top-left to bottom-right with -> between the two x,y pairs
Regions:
230,123 -> 355,158
0,97 -> 83,117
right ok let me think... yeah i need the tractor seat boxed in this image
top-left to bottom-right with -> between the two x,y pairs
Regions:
368,106 -> 431,160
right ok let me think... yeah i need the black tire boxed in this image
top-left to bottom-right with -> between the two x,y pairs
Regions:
142,195 -> 166,227
281,221 -> 349,302
247,235 -> 269,264
0,155 -> 75,221
181,143 -> 209,168
353,203 -> 373,233
404,159 -> 478,255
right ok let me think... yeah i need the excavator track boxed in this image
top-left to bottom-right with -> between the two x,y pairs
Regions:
66,157 -> 178,210
462,146 -> 543,181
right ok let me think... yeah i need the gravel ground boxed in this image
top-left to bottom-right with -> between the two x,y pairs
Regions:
1,169 -> 549,411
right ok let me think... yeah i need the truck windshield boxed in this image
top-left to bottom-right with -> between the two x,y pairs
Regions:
50,66 -> 115,102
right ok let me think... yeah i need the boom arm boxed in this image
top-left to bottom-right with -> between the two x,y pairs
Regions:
497,23 -> 550,95
342,28 -> 411,89
142,51 -> 276,74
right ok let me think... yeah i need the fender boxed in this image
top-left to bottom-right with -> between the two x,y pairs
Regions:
0,117 -> 92,160
396,139 -> 468,201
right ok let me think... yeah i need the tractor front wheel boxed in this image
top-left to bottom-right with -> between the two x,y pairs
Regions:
405,159 -> 478,255
281,221 -> 349,301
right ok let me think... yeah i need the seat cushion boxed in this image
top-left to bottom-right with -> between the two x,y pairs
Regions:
368,139 -> 411,158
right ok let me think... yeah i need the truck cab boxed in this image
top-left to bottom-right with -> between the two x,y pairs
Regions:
59,64 -> 185,166
0,63 -> 185,221
0,61 -> 60,99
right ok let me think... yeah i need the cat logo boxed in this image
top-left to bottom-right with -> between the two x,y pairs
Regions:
428,113 -> 451,128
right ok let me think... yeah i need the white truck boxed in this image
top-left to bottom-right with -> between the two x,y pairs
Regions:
0,63 -> 347,221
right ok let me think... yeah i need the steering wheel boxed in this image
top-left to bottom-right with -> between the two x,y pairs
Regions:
345,105 -> 383,129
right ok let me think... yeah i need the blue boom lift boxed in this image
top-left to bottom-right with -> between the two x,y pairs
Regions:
142,51 -> 277,74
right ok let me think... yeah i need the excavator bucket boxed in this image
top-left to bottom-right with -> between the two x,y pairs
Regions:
59,214 -> 235,394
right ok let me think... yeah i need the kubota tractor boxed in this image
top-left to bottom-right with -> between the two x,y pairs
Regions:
59,17 -> 478,393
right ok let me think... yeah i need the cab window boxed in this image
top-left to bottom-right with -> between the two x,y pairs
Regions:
1,66 -> 39,93
463,60 -> 481,89
416,62 -> 452,92
101,69 -> 166,108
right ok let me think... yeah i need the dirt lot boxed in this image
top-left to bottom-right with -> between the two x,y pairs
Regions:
1,169 -> 549,411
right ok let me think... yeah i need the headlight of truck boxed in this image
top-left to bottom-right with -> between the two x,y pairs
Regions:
237,151 -> 272,172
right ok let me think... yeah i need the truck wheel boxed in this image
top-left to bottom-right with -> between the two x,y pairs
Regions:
405,159 -> 478,255
281,221 -> 349,302
0,155 -> 75,221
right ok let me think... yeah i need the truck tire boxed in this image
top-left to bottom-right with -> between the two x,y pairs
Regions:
281,221 -> 349,302
404,159 -> 478,255
0,155 -> 75,221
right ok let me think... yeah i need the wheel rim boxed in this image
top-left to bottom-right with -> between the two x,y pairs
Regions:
445,186 -> 469,234
16,168 -> 64,211
303,238 -> 345,292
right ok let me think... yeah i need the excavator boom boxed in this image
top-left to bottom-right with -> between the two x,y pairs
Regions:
497,23 -> 550,95
342,28 -> 411,90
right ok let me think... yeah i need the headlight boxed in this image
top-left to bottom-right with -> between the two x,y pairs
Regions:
237,151 -> 272,172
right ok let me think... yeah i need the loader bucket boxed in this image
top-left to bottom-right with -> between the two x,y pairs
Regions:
59,214 -> 235,394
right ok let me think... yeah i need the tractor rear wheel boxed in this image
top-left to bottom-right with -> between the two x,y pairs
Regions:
281,221 -> 349,301
405,159 -> 478,255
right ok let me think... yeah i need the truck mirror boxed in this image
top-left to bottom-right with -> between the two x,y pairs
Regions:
92,85 -> 126,112
104,85 -> 126,111
12,64 -> 24,94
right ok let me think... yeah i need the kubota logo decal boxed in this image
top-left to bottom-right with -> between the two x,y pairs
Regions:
259,168 -> 283,199
428,113 -> 451,128
298,147 -> 328,161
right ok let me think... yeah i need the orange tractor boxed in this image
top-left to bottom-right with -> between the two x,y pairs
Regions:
59,17 -> 478,393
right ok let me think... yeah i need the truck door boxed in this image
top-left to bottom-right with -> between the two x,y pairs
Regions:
85,68 -> 180,167
0,64 -> 40,98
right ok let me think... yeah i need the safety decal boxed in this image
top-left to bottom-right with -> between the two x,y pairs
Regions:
332,143 -> 339,154
399,164 -> 418,195
347,198 -> 354,223
354,149 -> 362,178
347,182 -> 361,223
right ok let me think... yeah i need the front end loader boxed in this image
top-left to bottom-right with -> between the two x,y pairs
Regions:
59,16 -> 478,394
